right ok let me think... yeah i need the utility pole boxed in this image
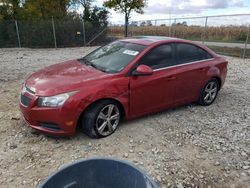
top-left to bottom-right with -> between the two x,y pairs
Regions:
169,9 -> 171,37
52,16 -> 57,49
83,0 -> 86,45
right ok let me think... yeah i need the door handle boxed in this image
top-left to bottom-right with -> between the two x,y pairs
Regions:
198,68 -> 206,72
166,76 -> 176,81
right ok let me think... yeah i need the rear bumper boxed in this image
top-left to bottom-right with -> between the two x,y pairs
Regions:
19,94 -> 78,136
220,66 -> 228,89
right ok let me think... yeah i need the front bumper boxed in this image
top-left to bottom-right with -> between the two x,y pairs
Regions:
19,92 -> 78,136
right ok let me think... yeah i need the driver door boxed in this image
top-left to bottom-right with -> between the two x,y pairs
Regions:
129,44 -> 176,118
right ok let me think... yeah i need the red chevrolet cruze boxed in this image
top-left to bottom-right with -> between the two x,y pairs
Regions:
20,37 -> 228,138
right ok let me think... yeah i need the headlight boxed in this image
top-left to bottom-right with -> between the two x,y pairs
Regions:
21,85 -> 26,94
38,91 -> 78,107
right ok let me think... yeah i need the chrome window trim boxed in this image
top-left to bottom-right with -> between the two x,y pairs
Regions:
25,85 -> 35,95
153,58 -> 215,72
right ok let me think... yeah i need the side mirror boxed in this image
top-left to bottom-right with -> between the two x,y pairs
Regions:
132,65 -> 153,76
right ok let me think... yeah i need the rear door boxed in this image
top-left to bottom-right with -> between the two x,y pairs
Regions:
129,44 -> 176,117
173,42 -> 214,105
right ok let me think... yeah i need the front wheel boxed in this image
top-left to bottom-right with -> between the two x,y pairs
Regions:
199,78 -> 219,106
82,100 -> 121,138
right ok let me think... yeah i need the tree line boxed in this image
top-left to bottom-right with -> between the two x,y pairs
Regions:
0,0 -> 147,47
0,0 -> 108,25
0,0 -> 110,47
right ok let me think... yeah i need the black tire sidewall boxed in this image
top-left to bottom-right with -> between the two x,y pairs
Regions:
82,100 -> 121,138
199,78 -> 219,106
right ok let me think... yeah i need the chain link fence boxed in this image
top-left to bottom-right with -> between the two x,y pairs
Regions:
0,20 -> 18,47
108,14 -> 250,58
1,14 -> 250,58
0,17 -> 109,48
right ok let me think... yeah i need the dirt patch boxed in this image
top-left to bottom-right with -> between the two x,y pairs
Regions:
0,47 -> 249,188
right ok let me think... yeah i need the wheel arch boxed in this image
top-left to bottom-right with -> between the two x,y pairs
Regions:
211,76 -> 222,89
76,98 -> 126,129
206,66 -> 222,89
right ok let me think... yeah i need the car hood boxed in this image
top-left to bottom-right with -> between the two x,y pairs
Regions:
25,60 -> 109,96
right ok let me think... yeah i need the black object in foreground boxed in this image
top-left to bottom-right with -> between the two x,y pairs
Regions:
39,158 -> 159,188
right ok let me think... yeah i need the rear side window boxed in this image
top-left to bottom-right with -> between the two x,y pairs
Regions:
176,43 -> 212,64
138,44 -> 174,70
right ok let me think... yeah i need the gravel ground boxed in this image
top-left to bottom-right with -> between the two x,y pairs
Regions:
0,47 -> 249,188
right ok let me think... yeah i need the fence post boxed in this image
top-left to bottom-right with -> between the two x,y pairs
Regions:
82,19 -> 86,46
51,17 -> 57,49
15,20 -> 21,48
130,22 -> 133,37
111,23 -> 115,41
202,17 -> 208,44
169,19 -> 171,37
130,22 -> 133,36
243,24 -> 250,59
155,20 -> 157,35
109,23 -> 113,40
173,18 -> 176,37
142,22 -> 144,36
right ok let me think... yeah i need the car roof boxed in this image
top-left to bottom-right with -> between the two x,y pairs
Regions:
119,36 -> 218,57
119,36 -> 183,46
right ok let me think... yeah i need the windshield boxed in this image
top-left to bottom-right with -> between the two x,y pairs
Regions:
82,41 -> 146,73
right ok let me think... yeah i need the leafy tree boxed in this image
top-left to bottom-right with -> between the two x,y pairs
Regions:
0,0 -> 22,20
172,21 -> 188,27
70,0 -> 109,28
130,21 -> 138,26
21,0 -> 71,20
89,6 -> 108,27
146,20 -> 152,26
0,0 -> 71,20
70,0 -> 94,21
0,2 -> 11,20
0,0 -> 109,47
140,21 -> 146,27
103,0 -> 146,37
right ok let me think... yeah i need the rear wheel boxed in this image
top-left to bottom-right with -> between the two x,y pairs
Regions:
82,100 -> 121,138
199,78 -> 219,106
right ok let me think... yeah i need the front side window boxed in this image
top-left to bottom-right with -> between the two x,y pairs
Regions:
176,43 -> 212,64
138,44 -> 174,70
82,41 -> 146,73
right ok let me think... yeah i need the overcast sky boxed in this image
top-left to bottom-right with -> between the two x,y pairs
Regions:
95,0 -> 250,25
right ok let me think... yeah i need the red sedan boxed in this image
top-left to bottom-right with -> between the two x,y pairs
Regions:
20,37 -> 228,138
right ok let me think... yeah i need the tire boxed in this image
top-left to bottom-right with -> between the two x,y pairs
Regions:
82,100 -> 121,138
199,78 -> 219,106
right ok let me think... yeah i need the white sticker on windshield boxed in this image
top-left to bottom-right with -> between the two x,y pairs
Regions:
123,49 -> 139,56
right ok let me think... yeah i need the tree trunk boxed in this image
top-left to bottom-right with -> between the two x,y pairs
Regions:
124,14 -> 129,37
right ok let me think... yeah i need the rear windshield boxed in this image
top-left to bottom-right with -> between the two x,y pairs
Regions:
83,41 -> 146,73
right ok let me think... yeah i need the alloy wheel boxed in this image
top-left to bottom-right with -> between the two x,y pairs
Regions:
204,81 -> 218,104
96,104 -> 120,136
